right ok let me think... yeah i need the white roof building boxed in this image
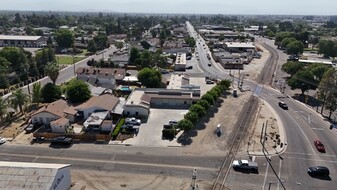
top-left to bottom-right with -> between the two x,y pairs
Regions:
0,161 -> 71,190
0,35 -> 42,41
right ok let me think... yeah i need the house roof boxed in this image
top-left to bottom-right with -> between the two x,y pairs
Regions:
31,100 -> 69,118
75,94 -> 119,111
50,118 -> 69,126
76,67 -> 125,80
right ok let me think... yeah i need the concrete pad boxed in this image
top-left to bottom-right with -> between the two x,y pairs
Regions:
121,108 -> 188,147
189,77 -> 215,95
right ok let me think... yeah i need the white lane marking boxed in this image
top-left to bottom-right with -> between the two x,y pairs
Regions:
262,156 -> 271,190
285,112 -> 316,154
285,152 -> 336,158
277,159 -> 282,190
311,128 -> 324,131
283,156 -> 337,163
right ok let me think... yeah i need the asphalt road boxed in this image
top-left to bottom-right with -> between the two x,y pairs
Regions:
0,144 -> 221,181
186,23 -> 337,189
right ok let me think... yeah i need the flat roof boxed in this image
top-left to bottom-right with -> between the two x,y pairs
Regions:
167,74 -> 189,89
83,111 -> 109,127
175,52 -> 186,65
225,42 -> 255,49
0,35 -> 42,41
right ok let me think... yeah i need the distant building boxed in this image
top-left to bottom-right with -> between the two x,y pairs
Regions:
0,35 -> 46,47
224,42 -> 255,53
0,161 -> 71,190
174,52 -> 187,71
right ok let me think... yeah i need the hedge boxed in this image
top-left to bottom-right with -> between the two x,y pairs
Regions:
112,118 -> 125,139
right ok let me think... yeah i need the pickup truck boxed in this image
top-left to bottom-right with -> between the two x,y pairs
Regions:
232,159 -> 258,172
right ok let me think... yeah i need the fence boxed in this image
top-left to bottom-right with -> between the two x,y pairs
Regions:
33,132 -> 112,142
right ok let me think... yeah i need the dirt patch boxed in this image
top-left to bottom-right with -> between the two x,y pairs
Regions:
0,114 -> 27,139
70,170 -> 213,190
181,91 -> 252,156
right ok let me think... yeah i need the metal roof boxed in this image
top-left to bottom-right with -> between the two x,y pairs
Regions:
0,161 -> 70,190
0,35 -> 42,41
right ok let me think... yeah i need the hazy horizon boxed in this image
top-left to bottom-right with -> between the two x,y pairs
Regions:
0,0 -> 336,15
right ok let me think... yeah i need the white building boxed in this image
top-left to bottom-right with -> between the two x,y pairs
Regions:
174,52 -> 187,71
75,93 -> 120,119
124,88 -> 200,117
50,118 -> 70,133
167,73 -> 190,89
0,161 -> 71,190
31,100 -> 70,125
224,42 -> 255,53
0,35 -> 46,47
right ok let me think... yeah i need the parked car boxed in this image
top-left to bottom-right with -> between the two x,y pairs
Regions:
121,123 -> 134,129
25,124 -> 35,133
307,166 -> 330,177
278,102 -> 288,109
125,117 -> 141,125
0,137 -> 6,144
168,120 -> 178,126
206,79 -> 214,84
314,140 -> 326,152
51,136 -> 73,145
232,159 -> 258,172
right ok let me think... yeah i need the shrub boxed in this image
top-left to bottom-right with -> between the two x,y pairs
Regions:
177,119 -> 194,131
112,118 -> 125,139
184,111 -> 199,124
189,104 -> 206,117
196,99 -> 210,110
201,93 -> 215,105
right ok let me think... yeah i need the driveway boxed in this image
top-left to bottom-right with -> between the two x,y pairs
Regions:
122,108 -> 188,147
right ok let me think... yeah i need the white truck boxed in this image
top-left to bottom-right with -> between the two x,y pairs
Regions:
232,159 -> 258,172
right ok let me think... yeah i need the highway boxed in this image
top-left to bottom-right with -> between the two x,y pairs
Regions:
186,22 -> 337,189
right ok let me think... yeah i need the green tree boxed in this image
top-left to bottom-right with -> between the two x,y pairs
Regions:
66,79 -> 91,103
184,37 -> 196,47
219,80 -> 231,90
201,93 -> 215,105
280,37 -> 296,49
41,83 -> 61,103
137,68 -> 161,88
129,47 -> 140,64
286,40 -> 304,55
275,32 -> 294,47
189,104 -> 206,117
140,41 -> 151,49
317,68 -> 337,117
0,98 -> 8,121
287,70 -> 317,95
307,63 -> 331,81
32,82 -> 42,103
8,89 -> 31,113
115,41 -> 124,50
54,29 -> 74,48
184,111 -> 199,124
177,119 -> 193,131
44,62 -> 59,84
87,40 -> 97,53
318,40 -> 337,58
93,34 -> 108,51
281,61 -> 304,77
197,99 -> 210,110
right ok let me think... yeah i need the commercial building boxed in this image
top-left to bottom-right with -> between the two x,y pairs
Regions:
167,73 -> 190,89
124,88 -> 200,117
174,52 -> 187,71
224,42 -> 255,53
0,35 -> 46,47
0,161 -> 71,190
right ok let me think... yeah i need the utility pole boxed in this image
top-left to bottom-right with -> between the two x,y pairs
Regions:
190,169 -> 198,190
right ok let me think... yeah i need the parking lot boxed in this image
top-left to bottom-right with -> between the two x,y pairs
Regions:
121,108 -> 188,147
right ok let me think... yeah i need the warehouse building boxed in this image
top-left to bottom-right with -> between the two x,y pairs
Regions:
174,52 -> 187,71
0,35 -> 46,47
0,161 -> 71,190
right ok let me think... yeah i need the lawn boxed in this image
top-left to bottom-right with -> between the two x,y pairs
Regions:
56,55 -> 86,65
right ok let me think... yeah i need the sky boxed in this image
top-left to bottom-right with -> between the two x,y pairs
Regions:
1,0 -> 336,15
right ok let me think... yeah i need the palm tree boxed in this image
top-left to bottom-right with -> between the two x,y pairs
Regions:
8,89 -> 31,114
32,82 -> 42,103
45,62 -> 59,84
0,98 -> 8,121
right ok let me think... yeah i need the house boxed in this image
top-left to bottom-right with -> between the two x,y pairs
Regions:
50,118 -> 70,133
31,100 -> 70,125
124,88 -> 200,117
76,67 -> 126,88
75,93 -> 120,119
